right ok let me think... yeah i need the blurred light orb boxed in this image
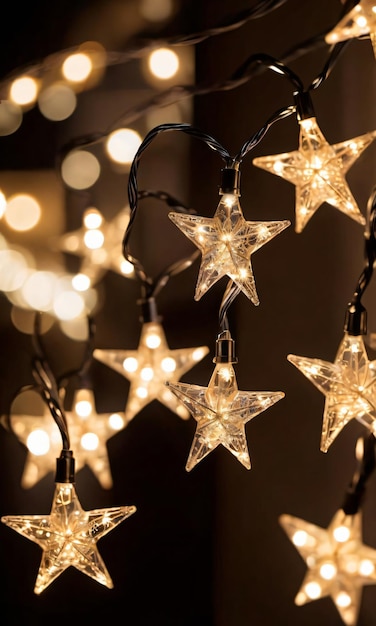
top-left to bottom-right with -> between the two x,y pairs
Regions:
9,76 -> 38,106
38,82 -> 77,121
105,128 -> 142,164
21,271 -> 55,311
27,429 -> 50,455
61,150 -> 101,189
84,229 -> 104,249
83,208 -> 103,229
0,248 -> 29,291
62,52 -> 93,83
148,48 -> 179,79
0,190 -> 7,217
0,100 -> 23,136
72,273 -> 91,291
4,194 -> 41,231
53,289 -> 85,320
140,0 -> 173,21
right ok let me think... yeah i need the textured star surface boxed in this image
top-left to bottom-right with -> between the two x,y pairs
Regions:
325,1 -> 376,57
1,482 -> 136,594
54,207 -> 133,284
253,118 -> 376,232
288,333 -> 376,452
4,389 -> 126,489
169,194 -> 290,305
279,509 -> 376,625
94,321 -> 209,422
166,362 -> 284,471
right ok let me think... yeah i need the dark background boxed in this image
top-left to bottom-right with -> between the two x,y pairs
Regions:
1,1 -> 376,625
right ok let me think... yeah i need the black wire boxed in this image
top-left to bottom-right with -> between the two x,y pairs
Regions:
31,312 -> 70,451
124,123 -> 231,297
345,186 -> 376,335
123,187 -> 201,299
236,105 -> 296,161
218,281 -> 241,333
342,433 -> 376,515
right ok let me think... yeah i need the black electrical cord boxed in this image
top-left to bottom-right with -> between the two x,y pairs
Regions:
344,186 -> 376,336
341,433 -> 376,515
122,187 -> 202,300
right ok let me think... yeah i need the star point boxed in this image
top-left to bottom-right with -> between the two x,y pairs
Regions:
253,117 -> 375,232
169,193 -> 290,304
1,481 -> 136,594
288,333 -> 376,452
166,361 -> 285,471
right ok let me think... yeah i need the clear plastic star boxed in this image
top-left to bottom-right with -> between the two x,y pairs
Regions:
169,192 -> 290,305
253,117 -> 376,232
325,1 -> 376,58
166,361 -> 284,471
1,481 -> 136,594
4,388 -> 126,488
54,206 -> 134,284
288,333 -> 376,452
279,509 -> 376,625
94,321 -> 209,422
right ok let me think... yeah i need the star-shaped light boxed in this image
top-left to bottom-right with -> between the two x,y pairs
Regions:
54,206 -> 134,285
279,508 -> 376,625
1,481 -> 136,594
288,333 -> 376,452
253,117 -> 376,232
169,192 -> 290,305
166,360 -> 284,471
94,321 -> 209,422
325,1 -> 376,58
4,388 -> 126,488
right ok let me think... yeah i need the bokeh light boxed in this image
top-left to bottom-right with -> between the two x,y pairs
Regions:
38,82 -> 77,121
105,128 -> 142,165
61,150 -> 101,189
4,193 -> 41,231
9,76 -> 39,107
148,48 -> 179,79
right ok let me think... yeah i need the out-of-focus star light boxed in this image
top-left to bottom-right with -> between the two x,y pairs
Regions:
326,1 -> 376,58
169,192 -> 290,305
288,333 -> 376,452
280,509 -> 376,625
4,388 -> 126,488
253,117 -> 376,232
166,361 -> 284,471
2,481 -> 136,594
55,206 -> 134,285
94,321 -> 209,422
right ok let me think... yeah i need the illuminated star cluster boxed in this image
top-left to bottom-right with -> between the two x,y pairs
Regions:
166,360 -> 284,471
279,509 -> 376,625
169,192 -> 290,305
325,1 -> 376,58
4,388 -> 126,489
94,321 -> 209,422
56,206 -> 134,285
288,333 -> 376,452
253,117 -> 376,232
1,481 -> 136,594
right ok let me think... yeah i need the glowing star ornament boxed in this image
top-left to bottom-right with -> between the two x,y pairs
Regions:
253,116 -> 376,232
55,206 -> 134,285
325,1 -> 376,58
166,331 -> 285,471
2,476 -> 136,594
288,333 -> 376,453
169,167 -> 290,305
94,320 -> 209,422
279,509 -> 376,625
